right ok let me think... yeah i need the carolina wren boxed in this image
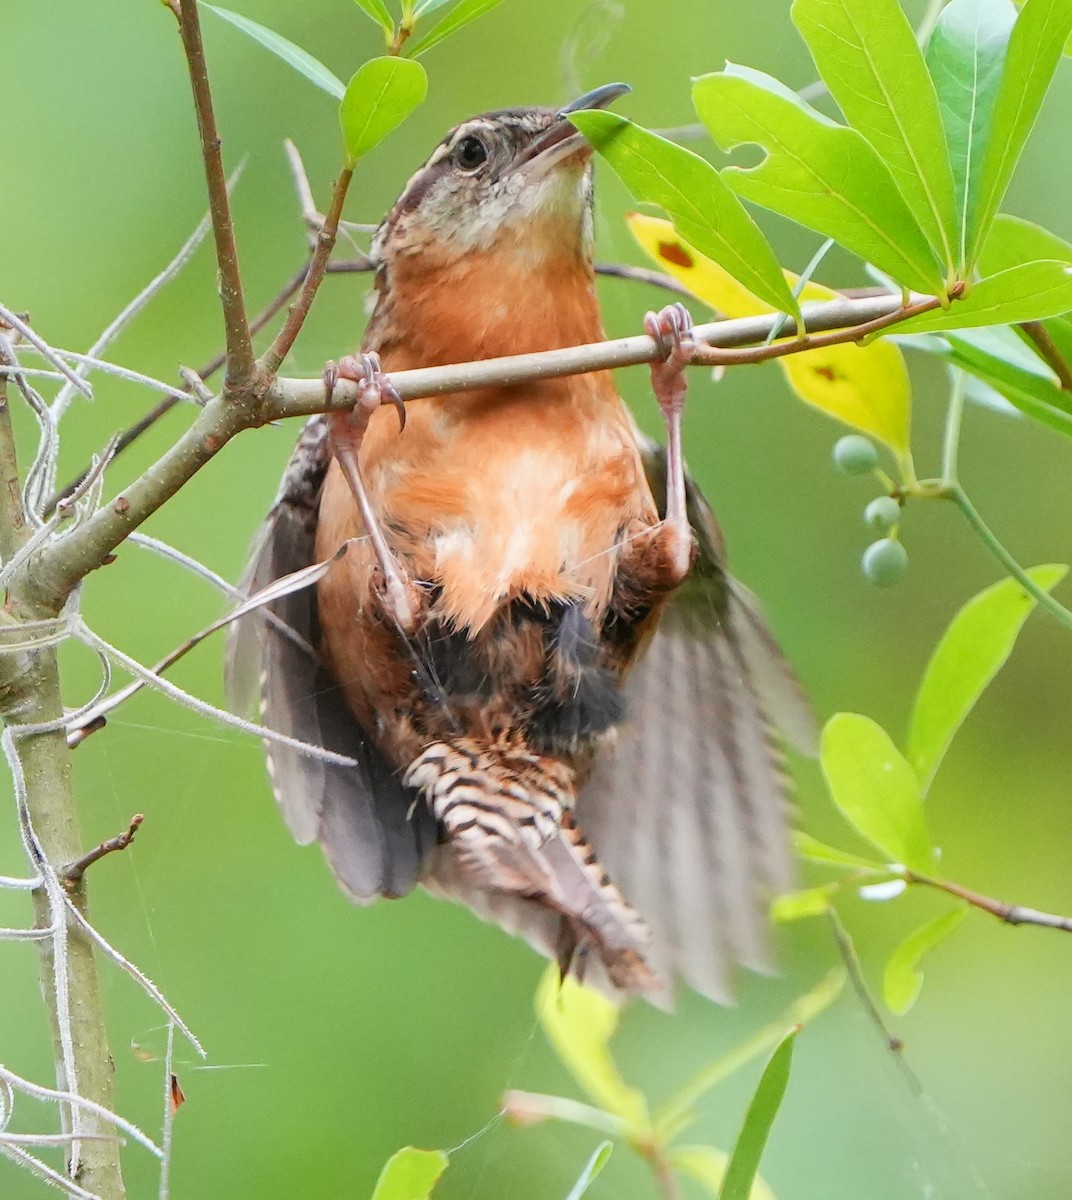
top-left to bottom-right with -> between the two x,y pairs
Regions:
231,84 -> 812,1002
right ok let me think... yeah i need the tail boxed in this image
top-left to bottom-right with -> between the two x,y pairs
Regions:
404,737 -> 658,994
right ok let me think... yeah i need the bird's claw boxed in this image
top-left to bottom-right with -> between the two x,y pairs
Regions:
644,302 -> 695,361
323,351 -> 407,433
644,303 -> 696,419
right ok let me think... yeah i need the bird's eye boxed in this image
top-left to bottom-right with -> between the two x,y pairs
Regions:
452,135 -> 488,171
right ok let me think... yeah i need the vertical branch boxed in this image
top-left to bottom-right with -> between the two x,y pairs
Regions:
0,356 -> 125,1196
175,0 -> 254,386
7,684 -> 127,1200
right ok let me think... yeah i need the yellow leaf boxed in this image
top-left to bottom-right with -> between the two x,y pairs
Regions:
626,213 -> 911,455
535,965 -> 648,1132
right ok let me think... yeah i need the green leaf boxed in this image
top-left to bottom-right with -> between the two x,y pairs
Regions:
656,968 -> 844,1140
770,883 -> 841,922
907,565 -> 1068,790
793,831 -> 888,873
792,0 -> 958,272
718,1031 -> 796,1200
820,713 -> 935,873
945,330 -> 1072,432
968,0 -> 1072,266
370,1148 -> 449,1200
883,906 -> 969,1014
201,5 -> 345,98
413,0 -> 456,15
406,0 -> 505,56
925,0 -> 1017,272
569,110 -> 801,319
907,323 -> 1072,434
672,1146 -> 776,1200
352,0 -> 395,36
340,57 -> 428,165
693,68 -> 945,296
535,965 -> 648,1131
896,261 -> 1072,333
564,1142 -> 613,1200
980,212 -> 1072,274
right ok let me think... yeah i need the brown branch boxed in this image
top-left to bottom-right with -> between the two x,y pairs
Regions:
43,256 -> 682,511
258,167 -> 356,377
594,262 -> 694,297
689,288 -> 956,368
61,816 -> 143,884
175,0 -> 254,386
24,291 -> 934,611
641,1143 -> 682,1200
910,873 -> 1072,933
1019,320 -> 1072,391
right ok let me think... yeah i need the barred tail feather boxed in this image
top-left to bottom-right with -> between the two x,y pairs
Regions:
405,738 -> 658,994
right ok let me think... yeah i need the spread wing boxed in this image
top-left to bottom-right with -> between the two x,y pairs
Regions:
575,435 -> 817,1004
226,417 -> 436,900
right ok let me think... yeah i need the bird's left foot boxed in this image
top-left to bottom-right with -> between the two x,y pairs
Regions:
644,303 -> 697,584
323,351 -> 406,437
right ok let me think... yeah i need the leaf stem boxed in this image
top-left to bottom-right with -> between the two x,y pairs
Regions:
950,486 -> 1072,633
940,366 -> 966,486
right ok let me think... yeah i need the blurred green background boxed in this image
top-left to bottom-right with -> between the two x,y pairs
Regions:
4,1 -> 1072,1197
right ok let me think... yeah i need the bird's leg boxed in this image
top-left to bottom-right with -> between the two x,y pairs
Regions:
644,303 -> 697,584
323,352 -> 420,633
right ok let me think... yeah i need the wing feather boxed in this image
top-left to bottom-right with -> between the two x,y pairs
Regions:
575,435 -> 813,1002
226,417 -> 435,898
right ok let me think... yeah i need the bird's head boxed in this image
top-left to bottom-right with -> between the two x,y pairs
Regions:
371,83 -> 630,270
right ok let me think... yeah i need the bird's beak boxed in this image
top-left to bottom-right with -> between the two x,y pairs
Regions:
516,82 -> 631,179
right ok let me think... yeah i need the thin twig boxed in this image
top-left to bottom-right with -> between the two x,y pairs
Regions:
0,305 -> 92,399
48,256 -> 677,507
1019,320 -> 1072,391
909,873 -> 1072,932
175,0 -> 253,385
46,263 -> 310,514
826,911 -> 908,1060
25,289 -> 938,608
641,1143 -> 681,1200
689,289 -> 953,368
593,262 -> 694,296
62,816 -> 143,883
259,166 -> 355,376
50,198 -> 219,420
269,291 -> 931,418
284,138 -> 321,246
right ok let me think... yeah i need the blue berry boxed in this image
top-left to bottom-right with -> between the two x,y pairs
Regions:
864,496 -> 901,532
862,538 -> 908,587
833,435 -> 879,475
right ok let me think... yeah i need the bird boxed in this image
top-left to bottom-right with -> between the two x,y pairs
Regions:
228,82 -> 815,1004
